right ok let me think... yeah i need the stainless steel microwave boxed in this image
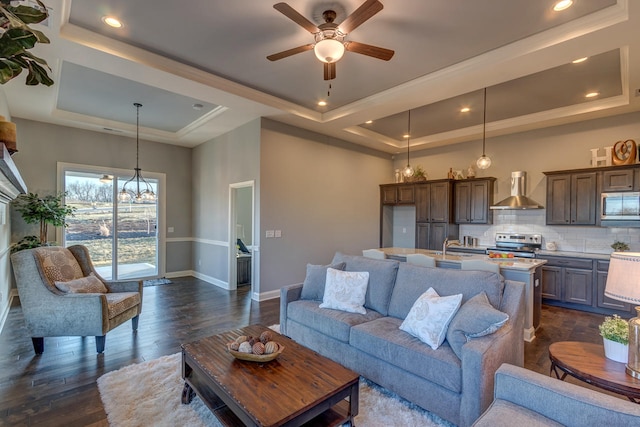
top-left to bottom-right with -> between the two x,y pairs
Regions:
601,192 -> 640,221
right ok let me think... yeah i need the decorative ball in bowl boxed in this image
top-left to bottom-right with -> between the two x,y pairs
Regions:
226,331 -> 284,362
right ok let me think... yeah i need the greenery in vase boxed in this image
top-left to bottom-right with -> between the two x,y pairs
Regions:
411,165 -> 427,181
11,192 -> 75,252
611,241 -> 630,251
599,314 -> 629,345
0,0 -> 53,86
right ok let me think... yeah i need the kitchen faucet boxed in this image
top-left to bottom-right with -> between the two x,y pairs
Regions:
443,238 -> 461,257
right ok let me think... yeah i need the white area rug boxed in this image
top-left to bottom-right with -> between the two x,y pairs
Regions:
98,352 -> 453,427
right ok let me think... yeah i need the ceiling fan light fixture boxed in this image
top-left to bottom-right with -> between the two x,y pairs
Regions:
314,39 -> 345,63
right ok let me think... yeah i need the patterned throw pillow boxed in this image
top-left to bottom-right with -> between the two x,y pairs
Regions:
319,268 -> 369,314
54,273 -> 108,294
34,246 -> 84,286
400,287 -> 463,350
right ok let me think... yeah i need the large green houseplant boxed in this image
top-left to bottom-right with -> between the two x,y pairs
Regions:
11,192 -> 75,252
0,0 -> 53,86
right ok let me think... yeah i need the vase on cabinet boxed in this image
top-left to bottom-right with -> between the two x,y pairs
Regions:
603,338 -> 628,363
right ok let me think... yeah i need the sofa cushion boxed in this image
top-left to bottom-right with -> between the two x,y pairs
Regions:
446,291 -> 509,359
331,252 -> 399,316
319,268 -> 369,314
34,246 -> 84,290
288,300 -> 383,343
388,263 -> 505,319
350,316 -> 462,393
105,292 -> 141,318
55,273 -> 107,294
300,262 -> 346,301
400,287 -> 462,350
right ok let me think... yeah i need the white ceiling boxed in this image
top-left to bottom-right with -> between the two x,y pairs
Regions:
2,0 -> 639,154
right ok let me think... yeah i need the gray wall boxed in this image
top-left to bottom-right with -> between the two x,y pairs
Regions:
259,119 -> 391,294
10,118 -> 193,274
191,119 -> 261,286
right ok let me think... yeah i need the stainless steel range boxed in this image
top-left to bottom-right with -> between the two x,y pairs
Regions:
486,233 -> 542,258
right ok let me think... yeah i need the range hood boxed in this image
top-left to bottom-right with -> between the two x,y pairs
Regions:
490,171 -> 544,210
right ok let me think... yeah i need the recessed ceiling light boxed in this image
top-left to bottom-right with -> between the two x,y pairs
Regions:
460,107 -> 470,113
365,120 -> 373,124
553,0 -> 573,12
585,92 -> 599,98
403,134 -> 410,139
572,57 -> 588,64
318,101 -> 327,106
102,16 -> 123,28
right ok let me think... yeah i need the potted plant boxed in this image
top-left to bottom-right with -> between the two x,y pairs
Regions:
598,314 -> 629,363
611,241 -> 630,252
11,192 -> 75,252
411,165 -> 427,182
0,0 -> 53,86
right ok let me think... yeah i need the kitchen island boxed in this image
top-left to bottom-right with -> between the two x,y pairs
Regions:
380,247 -> 547,342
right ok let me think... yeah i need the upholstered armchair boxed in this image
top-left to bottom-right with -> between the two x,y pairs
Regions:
10,245 -> 143,354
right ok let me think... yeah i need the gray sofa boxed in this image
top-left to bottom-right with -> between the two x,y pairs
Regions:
280,253 -> 525,427
473,363 -> 640,426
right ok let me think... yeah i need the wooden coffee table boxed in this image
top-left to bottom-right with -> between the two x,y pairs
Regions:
549,341 -> 640,403
181,324 -> 359,426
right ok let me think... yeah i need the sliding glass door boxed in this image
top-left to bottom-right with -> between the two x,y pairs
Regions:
63,169 -> 159,280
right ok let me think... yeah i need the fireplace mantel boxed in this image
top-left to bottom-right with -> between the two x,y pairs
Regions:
0,143 -> 26,204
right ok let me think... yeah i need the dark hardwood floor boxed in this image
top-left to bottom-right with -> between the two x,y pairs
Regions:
0,277 -> 618,426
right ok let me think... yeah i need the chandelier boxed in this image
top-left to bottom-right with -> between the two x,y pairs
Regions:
118,103 -> 156,203
403,110 -> 414,178
476,88 -> 492,170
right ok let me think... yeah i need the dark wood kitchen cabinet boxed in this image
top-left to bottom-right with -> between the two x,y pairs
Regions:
415,180 -> 458,250
381,184 -> 415,205
454,178 -> 495,224
602,169 -> 635,192
544,172 -> 597,225
540,256 -> 593,306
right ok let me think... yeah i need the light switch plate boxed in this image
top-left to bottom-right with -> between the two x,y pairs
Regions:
275,230 -> 282,238
266,230 -> 275,238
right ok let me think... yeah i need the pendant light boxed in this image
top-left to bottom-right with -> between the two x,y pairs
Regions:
118,103 -> 156,203
403,110 -> 414,178
476,88 -> 492,170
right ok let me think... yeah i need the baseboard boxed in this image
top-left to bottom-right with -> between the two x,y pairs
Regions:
0,289 -> 18,336
191,271 -> 231,290
254,289 -> 279,301
165,270 -> 193,279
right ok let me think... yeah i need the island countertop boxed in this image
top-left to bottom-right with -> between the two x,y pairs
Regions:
380,247 -> 547,271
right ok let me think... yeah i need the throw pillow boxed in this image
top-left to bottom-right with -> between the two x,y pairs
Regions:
55,273 -> 108,294
399,287 -> 462,350
34,246 -> 84,286
319,268 -> 369,314
446,291 -> 509,359
300,262 -> 346,301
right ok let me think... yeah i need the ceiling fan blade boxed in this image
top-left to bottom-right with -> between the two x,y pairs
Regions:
273,3 -> 319,33
345,41 -> 394,61
324,62 -> 336,80
267,44 -> 314,61
339,0 -> 383,34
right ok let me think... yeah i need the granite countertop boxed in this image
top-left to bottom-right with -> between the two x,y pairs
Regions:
536,250 -> 611,260
380,247 -> 547,271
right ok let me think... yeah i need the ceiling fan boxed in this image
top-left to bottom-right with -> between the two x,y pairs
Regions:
267,0 -> 394,80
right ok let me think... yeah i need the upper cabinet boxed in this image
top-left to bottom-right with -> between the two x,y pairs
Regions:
601,169 -> 635,192
380,183 -> 415,205
545,172 -> 597,225
454,178 -> 495,224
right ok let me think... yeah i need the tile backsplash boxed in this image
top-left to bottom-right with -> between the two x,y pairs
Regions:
460,210 -> 640,254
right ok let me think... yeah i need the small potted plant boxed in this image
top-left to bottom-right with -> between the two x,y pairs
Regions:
611,241 -> 630,252
599,314 -> 629,363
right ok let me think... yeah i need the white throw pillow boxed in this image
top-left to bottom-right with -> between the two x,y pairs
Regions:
319,268 -> 369,314
400,287 -> 463,350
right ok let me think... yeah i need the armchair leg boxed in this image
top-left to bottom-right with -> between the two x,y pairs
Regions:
96,335 -> 106,353
132,315 -> 139,331
32,337 -> 44,354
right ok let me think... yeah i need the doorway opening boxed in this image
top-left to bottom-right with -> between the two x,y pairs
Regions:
229,181 -> 255,294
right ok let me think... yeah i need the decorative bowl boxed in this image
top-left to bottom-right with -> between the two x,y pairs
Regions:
226,342 -> 285,362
